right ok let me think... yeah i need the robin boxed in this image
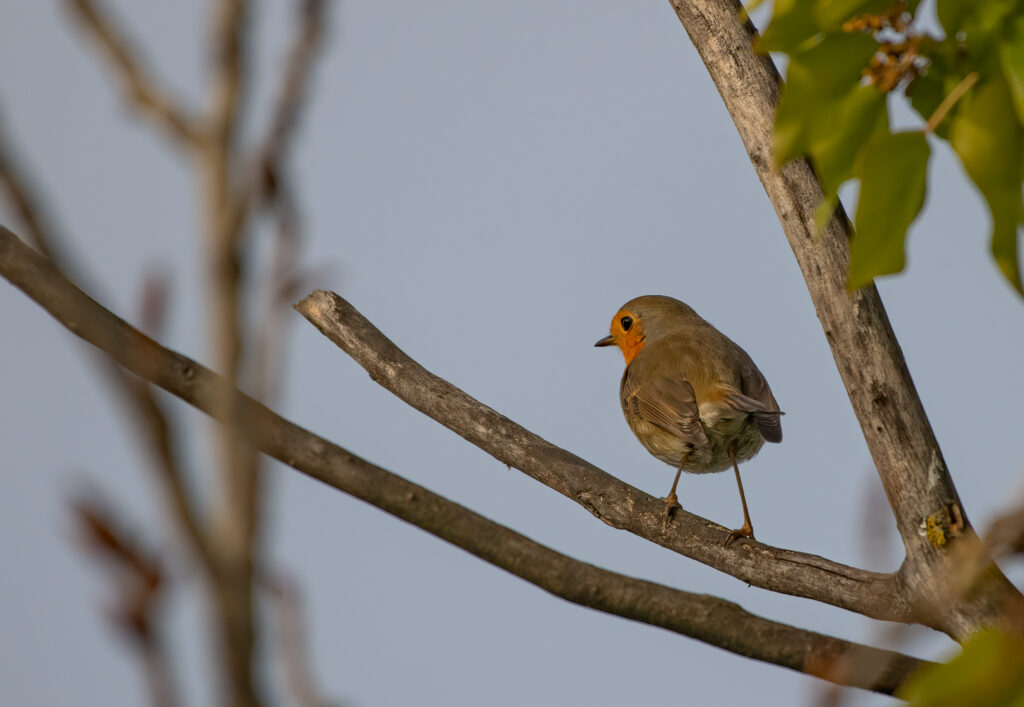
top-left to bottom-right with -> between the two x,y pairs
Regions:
595,295 -> 782,545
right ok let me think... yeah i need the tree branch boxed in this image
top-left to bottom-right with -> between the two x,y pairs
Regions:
0,224 -> 931,694
62,0 -> 199,147
292,290 -> 916,626
664,0 -> 1022,637
197,2 -> 263,704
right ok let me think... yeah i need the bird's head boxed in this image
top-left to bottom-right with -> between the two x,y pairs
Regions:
598,295 -> 700,362
594,295 -> 700,365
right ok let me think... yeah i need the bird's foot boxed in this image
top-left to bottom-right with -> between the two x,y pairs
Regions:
661,492 -> 682,530
724,520 -> 755,547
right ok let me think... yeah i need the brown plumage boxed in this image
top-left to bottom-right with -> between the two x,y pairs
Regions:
595,295 -> 782,544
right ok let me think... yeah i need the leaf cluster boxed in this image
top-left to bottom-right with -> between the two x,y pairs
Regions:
761,0 -> 1024,294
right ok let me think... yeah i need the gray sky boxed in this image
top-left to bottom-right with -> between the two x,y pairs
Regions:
2,1 -> 1023,705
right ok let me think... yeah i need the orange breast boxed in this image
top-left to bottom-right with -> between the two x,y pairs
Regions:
619,333 -> 645,365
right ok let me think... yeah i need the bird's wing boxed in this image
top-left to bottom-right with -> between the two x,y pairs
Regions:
621,370 -> 708,447
723,365 -> 783,443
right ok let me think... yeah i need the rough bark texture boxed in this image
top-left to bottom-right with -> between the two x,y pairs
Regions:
666,0 -> 1021,638
0,225 -> 929,694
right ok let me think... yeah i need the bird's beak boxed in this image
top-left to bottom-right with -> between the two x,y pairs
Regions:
594,335 -> 615,348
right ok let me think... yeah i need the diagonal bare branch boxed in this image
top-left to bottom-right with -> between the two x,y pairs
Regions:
62,0 -> 199,147
294,290 -> 915,626
0,224 -> 930,695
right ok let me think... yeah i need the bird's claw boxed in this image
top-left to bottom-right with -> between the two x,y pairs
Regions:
724,522 -> 755,547
661,493 -> 681,530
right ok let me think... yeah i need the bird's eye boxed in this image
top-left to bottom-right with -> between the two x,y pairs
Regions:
620,316 -> 633,332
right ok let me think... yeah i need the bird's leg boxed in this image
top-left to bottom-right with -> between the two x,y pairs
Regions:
725,446 -> 755,546
662,450 -> 690,524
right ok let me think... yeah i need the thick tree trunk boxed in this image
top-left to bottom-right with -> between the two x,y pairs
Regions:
665,0 -> 1022,636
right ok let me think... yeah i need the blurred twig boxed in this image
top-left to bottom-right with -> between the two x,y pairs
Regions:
257,0 -> 326,206
251,0 -> 328,405
72,492 -> 179,707
265,573 -> 334,707
986,499 -> 1024,560
0,117 -> 63,263
62,0 -> 199,147
137,268 -> 172,337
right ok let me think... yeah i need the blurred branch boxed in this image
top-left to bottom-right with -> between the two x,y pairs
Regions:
986,500 -> 1024,559
199,2 -> 264,705
202,0 -> 251,509
256,0 -> 326,205
62,0 -> 199,147
114,373 -> 217,571
265,573 -> 333,707
206,0 -> 247,153
0,120 -> 215,572
72,493 -> 180,707
0,225 -> 930,695
251,0 -> 328,405
294,291 -> 916,625
664,0 -> 1021,638
0,117 -> 63,262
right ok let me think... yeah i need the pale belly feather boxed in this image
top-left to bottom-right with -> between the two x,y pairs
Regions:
625,402 -> 765,474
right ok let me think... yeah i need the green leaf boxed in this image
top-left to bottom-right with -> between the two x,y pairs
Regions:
813,84 -> 889,194
814,193 -> 840,234
936,0 -> 975,37
938,0 -> 1019,37
949,74 -> 1024,293
758,0 -> 820,53
774,33 -> 881,166
774,33 -> 887,193
848,131 -> 930,290
999,14 -> 1024,123
898,631 -> 1024,706
938,0 -> 1022,65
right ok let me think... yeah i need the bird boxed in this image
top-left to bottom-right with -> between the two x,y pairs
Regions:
595,295 -> 782,545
